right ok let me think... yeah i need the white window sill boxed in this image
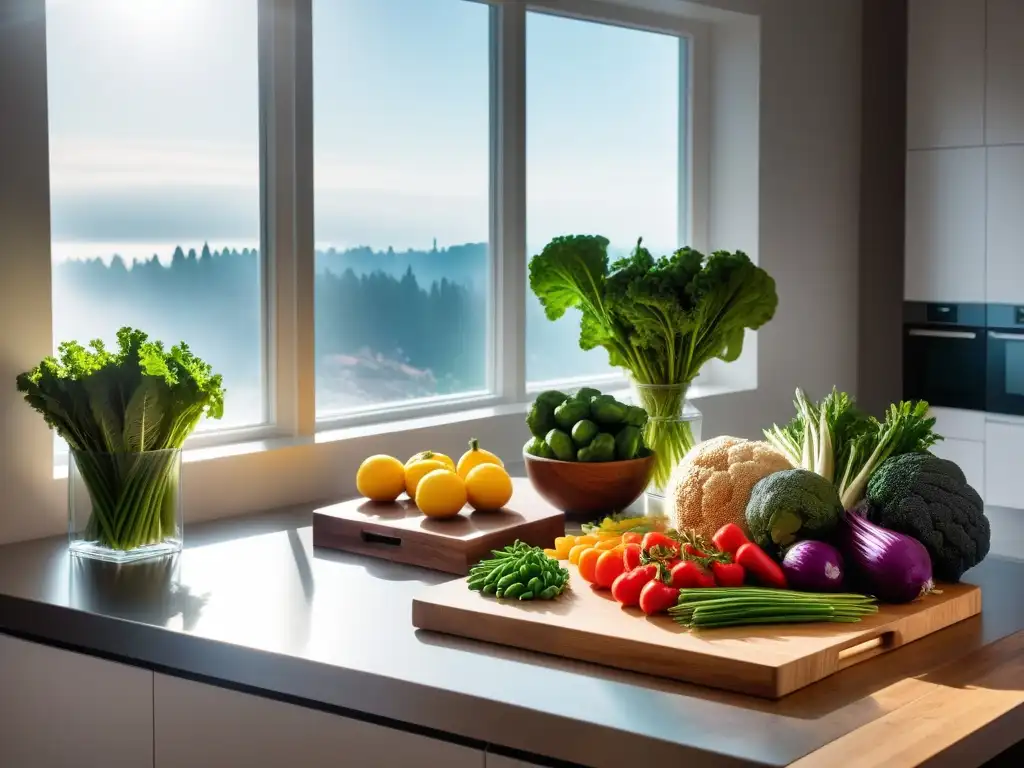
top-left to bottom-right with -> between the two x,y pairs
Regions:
53,378 -> 751,481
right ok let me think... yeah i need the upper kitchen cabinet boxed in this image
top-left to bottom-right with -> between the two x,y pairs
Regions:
987,146 -> 1024,304
907,0 -> 985,150
905,148 -> 986,303
987,0 -> 1024,145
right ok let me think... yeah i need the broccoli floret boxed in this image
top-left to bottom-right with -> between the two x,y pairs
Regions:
745,469 -> 843,558
865,453 -> 990,582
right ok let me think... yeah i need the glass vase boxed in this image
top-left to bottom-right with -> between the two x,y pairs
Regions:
68,448 -> 183,563
630,381 -> 702,500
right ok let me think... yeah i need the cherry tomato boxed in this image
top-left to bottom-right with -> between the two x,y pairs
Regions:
712,523 -> 750,556
638,579 -> 679,615
594,549 -> 627,589
641,531 -> 680,554
621,532 -> 643,545
622,543 -> 642,572
577,547 -> 603,583
611,564 -> 658,607
711,561 -> 746,587
670,560 -> 715,588
568,543 -> 592,565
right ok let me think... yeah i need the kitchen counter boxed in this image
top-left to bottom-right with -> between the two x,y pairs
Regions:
0,502 -> 1022,767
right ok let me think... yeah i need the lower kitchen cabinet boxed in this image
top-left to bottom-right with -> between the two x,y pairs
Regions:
0,633 -> 154,768
985,421 -> 1024,509
153,673 -> 485,768
931,437 -> 985,499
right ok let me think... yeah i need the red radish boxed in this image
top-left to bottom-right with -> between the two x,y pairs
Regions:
711,561 -> 746,587
638,579 -> 679,615
622,543 -> 642,572
735,542 -> 788,589
611,564 -> 657,607
671,560 -> 716,588
712,523 -> 749,556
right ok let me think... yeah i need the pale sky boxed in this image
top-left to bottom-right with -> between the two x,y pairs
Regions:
45,0 -> 681,255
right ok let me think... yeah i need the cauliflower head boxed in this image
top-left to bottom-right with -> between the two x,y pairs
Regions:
669,435 -> 793,541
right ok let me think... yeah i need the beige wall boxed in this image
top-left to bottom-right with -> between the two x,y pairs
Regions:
689,0 -> 864,437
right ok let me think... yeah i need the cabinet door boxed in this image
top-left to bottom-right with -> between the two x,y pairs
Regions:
0,634 -> 154,768
985,421 -> 1024,509
154,674 -> 484,768
930,437 -> 985,499
987,0 -> 1024,145
987,146 -> 1024,304
905,148 -> 986,302
907,0 -> 985,149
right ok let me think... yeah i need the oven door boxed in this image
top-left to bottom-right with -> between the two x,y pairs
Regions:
903,326 -> 986,411
987,329 -> 1024,415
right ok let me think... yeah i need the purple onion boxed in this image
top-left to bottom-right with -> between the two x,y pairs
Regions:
781,540 -> 846,592
840,507 -> 934,603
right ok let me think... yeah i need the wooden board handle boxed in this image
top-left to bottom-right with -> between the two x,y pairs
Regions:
360,531 -> 403,548
836,630 -> 898,670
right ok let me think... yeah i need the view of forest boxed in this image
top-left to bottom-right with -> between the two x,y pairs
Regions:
53,241 -> 610,421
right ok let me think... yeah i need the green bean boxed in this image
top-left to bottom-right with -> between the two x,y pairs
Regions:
482,583 -> 498,596
497,572 -> 521,590
518,591 -> 534,601
503,583 -> 527,599
527,576 -> 543,594
539,586 -> 559,600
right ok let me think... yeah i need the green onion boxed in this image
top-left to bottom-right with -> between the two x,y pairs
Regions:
668,587 -> 877,629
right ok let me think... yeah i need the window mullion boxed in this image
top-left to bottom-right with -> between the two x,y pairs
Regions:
261,0 -> 315,437
492,1 -> 527,405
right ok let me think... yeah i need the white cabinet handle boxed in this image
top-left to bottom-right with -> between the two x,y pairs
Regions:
906,329 -> 978,339
988,332 -> 1024,342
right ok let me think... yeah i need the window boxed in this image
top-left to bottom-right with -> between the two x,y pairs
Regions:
45,0 -> 264,431
5,0 -> 711,529
524,12 -> 683,387
312,0 -> 491,416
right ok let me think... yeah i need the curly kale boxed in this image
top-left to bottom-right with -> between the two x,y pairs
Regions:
865,453 -> 990,581
16,327 -> 225,453
529,236 -> 778,386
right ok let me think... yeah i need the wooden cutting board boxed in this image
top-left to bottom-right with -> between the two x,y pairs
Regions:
412,569 -> 982,698
313,479 -> 564,575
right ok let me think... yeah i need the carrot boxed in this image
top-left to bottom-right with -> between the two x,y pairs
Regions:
578,547 -> 603,583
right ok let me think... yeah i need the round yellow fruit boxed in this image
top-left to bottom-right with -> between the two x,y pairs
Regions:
456,437 -> 503,479
405,450 -> 455,473
415,469 -> 467,518
356,455 -> 406,502
405,459 -> 450,498
465,463 -> 513,511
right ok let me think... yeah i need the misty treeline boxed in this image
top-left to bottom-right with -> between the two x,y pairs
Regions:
53,243 -> 488,393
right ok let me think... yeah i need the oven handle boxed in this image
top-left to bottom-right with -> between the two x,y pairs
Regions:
988,331 -> 1024,342
906,329 -> 978,340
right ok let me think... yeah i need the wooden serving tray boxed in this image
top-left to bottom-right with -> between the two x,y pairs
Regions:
412,570 -> 982,698
313,479 -> 564,575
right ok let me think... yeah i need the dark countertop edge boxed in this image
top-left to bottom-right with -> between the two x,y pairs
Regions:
0,593 -> 765,768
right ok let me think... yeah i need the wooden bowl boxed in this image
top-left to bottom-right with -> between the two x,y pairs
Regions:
523,451 -> 655,520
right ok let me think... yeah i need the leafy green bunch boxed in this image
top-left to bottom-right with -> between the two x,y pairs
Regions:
529,235 -> 778,386
764,388 -> 942,509
17,327 -> 225,453
529,235 -> 778,488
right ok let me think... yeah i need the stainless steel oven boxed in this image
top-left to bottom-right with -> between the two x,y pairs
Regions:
986,304 -> 1024,416
903,302 -> 987,411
